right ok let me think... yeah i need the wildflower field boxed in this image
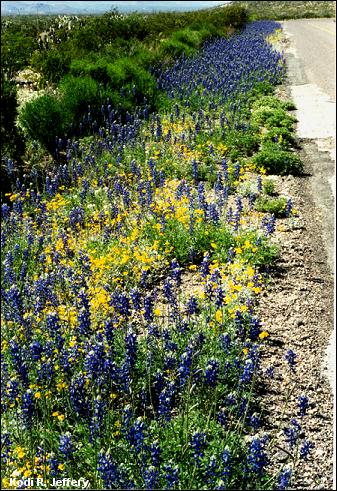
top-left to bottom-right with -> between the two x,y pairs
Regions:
2,18 -> 313,490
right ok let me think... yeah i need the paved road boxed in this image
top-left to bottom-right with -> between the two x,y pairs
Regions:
283,18 -> 336,101
281,18 -> 336,490
281,17 -> 335,261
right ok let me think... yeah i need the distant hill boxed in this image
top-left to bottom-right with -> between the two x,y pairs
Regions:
1,1 -> 81,15
0,1 -> 230,16
232,1 -> 336,20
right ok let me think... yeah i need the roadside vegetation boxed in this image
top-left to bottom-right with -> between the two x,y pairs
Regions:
1,6 -> 313,490
234,1 -> 335,20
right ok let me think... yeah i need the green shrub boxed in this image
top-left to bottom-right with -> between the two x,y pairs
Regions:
30,49 -> 71,85
261,126 -> 296,149
252,142 -> 303,175
223,128 -> 260,160
172,29 -> 203,48
254,196 -> 288,217
19,94 -> 68,153
252,107 -> 296,130
59,75 -> 100,120
160,39 -> 196,59
252,95 -> 296,111
1,75 -> 25,186
262,179 -> 276,196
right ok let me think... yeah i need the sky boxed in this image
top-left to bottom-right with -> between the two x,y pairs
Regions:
1,1 -> 230,14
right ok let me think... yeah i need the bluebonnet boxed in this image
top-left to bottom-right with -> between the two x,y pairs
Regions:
186,295 -> 198,315
69,206 -> 85,229
285,198 -> 293,217
163,462 -> 179,489
89,398 -> 105,442
221,447 -> 231,482
190,431 -> 207,467
21,389 -> 35,427
205,455 -> 218,486
249,413 -> 261,430
249,317 -> 262,340
163,278 -> 176,306
284,419 -> 301,448
126,417 -> 146,452
125,328 -> 137,369
84,342 -> 105,379
59,433 -> 74,458
217,408 -> 227,427
277,467 -> 292,490
9,341 -> 28,386
200,253 -> 210,277
192,159 -> 198,183
144,294 -> 154,320
149,440 -> 161,467
130,288 -> 141,312
284,349 -> 297,372
246,437 -> 268,475
266,365 -> 275,378
219,331 -> 231,350
178,348 -> 193,387
97,452 -> 134,489
158,381 -> 176,421
300,440 -> 314,460
205,359 -> 220,387
69,375 -> 89,417
298,395 -> 309,417
143,466 -> 159,489
209,203 -> 220,224
170,259 -> 182,286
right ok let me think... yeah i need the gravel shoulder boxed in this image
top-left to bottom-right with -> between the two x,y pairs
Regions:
256,22 -> 335,489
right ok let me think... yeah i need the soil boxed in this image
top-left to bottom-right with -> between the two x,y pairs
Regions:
255,115 -> 334,488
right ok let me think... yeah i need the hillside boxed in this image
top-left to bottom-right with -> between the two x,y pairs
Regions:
232,1 -> 336,19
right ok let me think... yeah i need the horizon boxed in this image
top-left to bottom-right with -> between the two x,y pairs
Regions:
1,1 -> 230,15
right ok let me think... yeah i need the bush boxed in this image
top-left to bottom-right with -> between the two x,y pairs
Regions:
160,38 -> 196,59
252,95 -> 296,112
223,128 -> 260,160
252,107 -> 296,130
30,49 -> 71,85
252,143 -> 303,175
1,74 -> 25,188
19,94 -> 67,153
171,29 -> 204,48
59,75 -> 100,120
254,196 -> 288,217
262,179 -> 276,196
261,126 -> 297,149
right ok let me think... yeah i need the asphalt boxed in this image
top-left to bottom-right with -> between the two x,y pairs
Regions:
281,18 -> 336,489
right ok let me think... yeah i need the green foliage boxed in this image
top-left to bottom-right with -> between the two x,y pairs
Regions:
1,29 -> 38,77
59,75 -> 100,120
160,38 -> 196,58
235,1 -> 335,20
261,126 -> 296,149
262,179 -> 276,196
254,195 -> 288,217
252,142 -> 303,175
30,49 -> 71,85
1,74 -> 25,165
251,106 -> 296,130
171,28 -> 205,48
252,95 -> 296,111
19,94 -> 67,152
224,128 -> 260,160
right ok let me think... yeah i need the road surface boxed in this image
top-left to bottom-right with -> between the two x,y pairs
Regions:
281,17 -> 336,490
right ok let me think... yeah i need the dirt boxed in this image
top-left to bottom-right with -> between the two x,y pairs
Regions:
257,164 -> 334,489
